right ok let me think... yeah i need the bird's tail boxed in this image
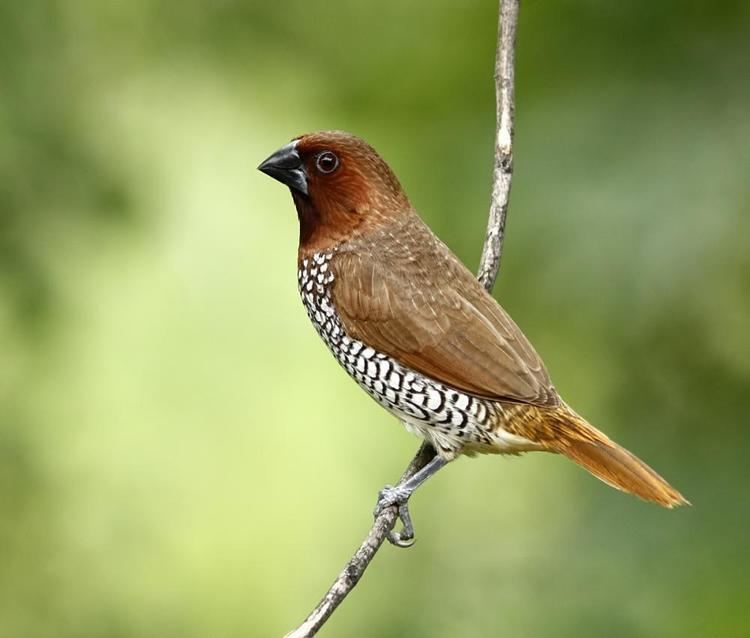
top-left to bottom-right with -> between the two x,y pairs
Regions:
540,405 -> 689,508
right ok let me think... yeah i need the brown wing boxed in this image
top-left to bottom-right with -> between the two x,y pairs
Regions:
330,220 -> 559,407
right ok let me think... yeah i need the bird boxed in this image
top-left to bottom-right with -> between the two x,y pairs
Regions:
258,130 -> 688,545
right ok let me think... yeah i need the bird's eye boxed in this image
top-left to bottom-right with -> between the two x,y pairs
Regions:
315,151 -> 339,174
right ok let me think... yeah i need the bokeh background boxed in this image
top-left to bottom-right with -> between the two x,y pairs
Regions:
2,1 -> 749,636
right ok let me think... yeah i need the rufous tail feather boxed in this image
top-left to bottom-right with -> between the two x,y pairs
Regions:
542,406 -> 689,508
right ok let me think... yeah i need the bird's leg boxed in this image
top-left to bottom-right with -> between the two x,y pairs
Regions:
374,455 -> 448,548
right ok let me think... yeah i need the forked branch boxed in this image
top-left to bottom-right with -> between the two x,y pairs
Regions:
284,1 -> 519,635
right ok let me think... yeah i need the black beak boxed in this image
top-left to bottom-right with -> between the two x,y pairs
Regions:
258,141 -> 308,195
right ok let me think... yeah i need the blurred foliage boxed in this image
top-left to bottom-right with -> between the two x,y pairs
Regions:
1,1 -> 748,637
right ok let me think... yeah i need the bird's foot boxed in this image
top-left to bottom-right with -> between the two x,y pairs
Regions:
374,485 -> 416,548
373,484 -> 412,516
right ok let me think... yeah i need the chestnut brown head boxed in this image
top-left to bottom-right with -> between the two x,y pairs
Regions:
259,131 -> 410,252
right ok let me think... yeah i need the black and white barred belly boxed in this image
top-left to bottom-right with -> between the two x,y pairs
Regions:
297,250 -> 533,457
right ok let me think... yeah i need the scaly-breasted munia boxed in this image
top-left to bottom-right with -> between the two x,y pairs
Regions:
259,131 -> 687,545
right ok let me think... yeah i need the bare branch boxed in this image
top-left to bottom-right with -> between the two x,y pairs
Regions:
283,444 -> 435,638
284,2 -> 520,635
478,0 -> 518,291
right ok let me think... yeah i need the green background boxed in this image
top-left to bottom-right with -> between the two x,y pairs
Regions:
2,1 -> 749,636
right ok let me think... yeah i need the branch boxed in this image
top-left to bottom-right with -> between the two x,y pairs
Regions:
283,444 -> 436,638
284,2 -> 519,636
478,0 -> 518,292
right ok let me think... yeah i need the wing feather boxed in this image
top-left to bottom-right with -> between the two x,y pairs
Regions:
330,222 -> 558,407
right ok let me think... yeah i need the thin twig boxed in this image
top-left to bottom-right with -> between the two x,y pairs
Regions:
283,444 -> 435,638
284,2 -> 519,636
478,0 -> 518,291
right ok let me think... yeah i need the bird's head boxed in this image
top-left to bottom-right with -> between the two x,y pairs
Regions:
259,131 -> 410,252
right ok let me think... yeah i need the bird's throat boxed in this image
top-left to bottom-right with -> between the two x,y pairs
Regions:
292,190 -> 321,247
292,190 -> 368,256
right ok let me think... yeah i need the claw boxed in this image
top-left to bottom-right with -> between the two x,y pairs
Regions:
374,485 -> 417,548
371,454 -> 449,549
388,529 -> 416,548
388,503 -> 415,547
